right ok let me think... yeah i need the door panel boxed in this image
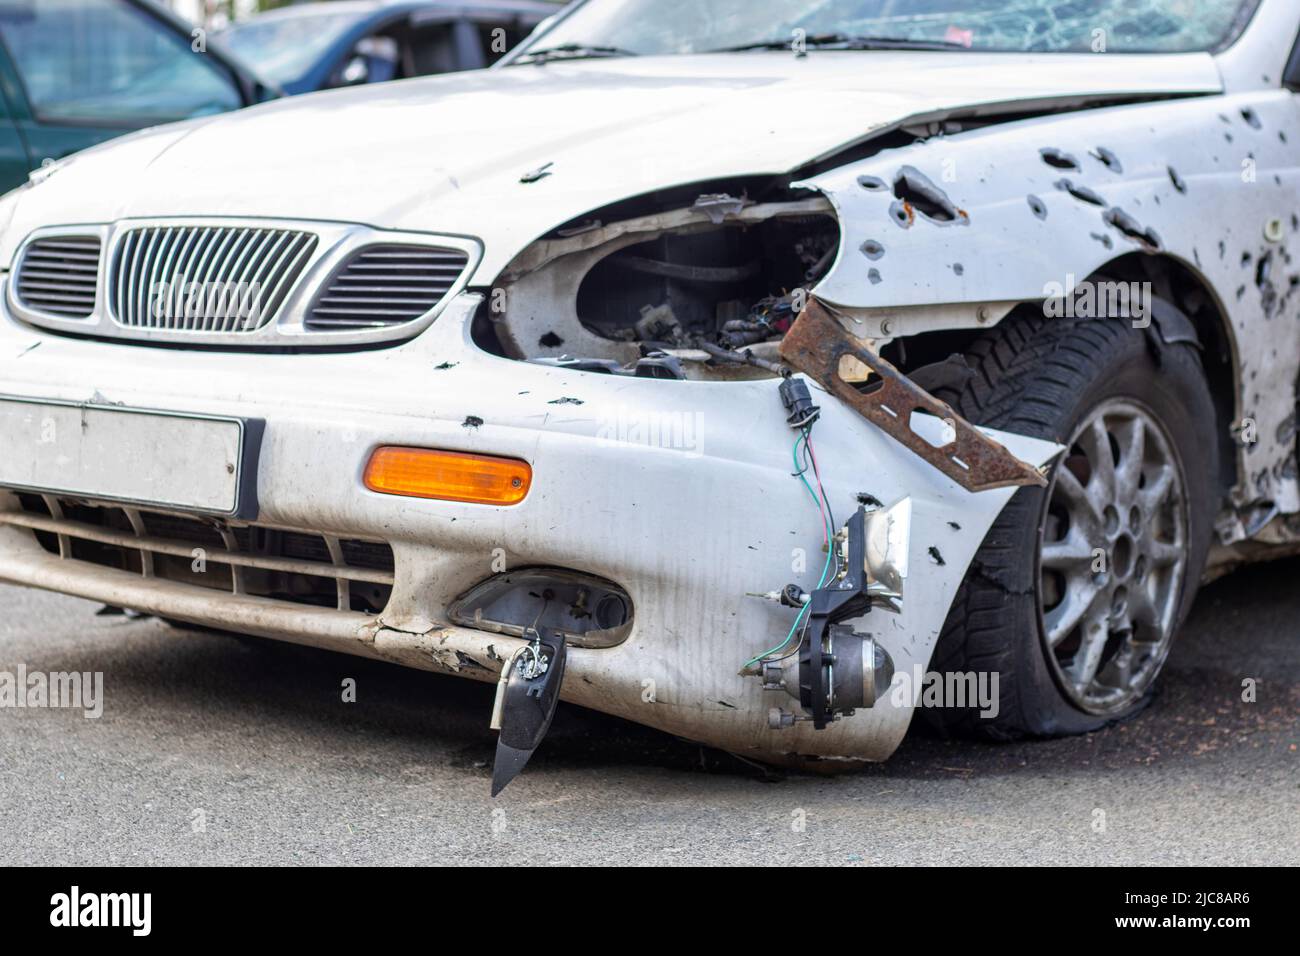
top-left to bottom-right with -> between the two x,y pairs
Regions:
0,0 -> 242,167
0,46 -> 33,192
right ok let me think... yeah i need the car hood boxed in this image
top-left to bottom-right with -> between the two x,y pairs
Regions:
5,50 -> 1222,283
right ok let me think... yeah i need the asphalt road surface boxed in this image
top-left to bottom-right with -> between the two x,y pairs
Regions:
1,557 -> 1296,866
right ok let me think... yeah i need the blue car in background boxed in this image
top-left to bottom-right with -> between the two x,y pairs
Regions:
0,0 -> 271,192
219,0 -> 558,96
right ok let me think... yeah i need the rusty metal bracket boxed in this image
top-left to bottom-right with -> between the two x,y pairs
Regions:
780,298 -> 1048,493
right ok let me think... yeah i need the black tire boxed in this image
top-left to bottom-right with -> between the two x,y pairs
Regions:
926,305 -> 1218,739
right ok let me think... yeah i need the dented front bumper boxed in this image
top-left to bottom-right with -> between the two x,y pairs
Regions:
0,290 -> 1058,763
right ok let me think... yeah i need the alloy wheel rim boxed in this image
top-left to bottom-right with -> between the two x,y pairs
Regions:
1038,399 -> 1189,715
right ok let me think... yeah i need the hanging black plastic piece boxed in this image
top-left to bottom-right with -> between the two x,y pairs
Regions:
778,376 -> 821,429
490,628 -> 568,797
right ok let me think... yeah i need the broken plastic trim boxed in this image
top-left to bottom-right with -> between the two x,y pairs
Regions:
447,567 -> 634,649
779,298 -> 1048,493
490,627 -> 567,796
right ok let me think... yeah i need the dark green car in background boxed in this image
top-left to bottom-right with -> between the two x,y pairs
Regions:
0,0 -> 271,193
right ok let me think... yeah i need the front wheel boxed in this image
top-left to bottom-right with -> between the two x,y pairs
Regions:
928,306 -> 1218,738
1040,398 -> 1190,716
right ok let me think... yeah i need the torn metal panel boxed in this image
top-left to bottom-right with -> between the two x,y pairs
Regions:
801,90 -> 1300,516
498,197 -> 832,281
781,298 -> 1048,493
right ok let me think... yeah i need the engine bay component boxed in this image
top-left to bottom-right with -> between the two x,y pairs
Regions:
780,298 -> 1049,493
486,190 -> 839,375
448,568 -> 633,649
571,214 -> 835,356
489,627 -> 567,796
530,352 -> 687,379
778,377 -> 821,429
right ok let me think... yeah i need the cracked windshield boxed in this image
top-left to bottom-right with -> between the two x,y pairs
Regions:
531,0 -> 1261,55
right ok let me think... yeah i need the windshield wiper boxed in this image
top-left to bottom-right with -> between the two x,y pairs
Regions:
710,33 -> 970,54
514,43 -> 639,64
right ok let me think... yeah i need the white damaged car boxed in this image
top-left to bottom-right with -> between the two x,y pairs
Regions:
0,0 -> 1295,787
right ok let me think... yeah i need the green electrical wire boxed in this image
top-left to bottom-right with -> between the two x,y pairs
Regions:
742,430 -> 836,669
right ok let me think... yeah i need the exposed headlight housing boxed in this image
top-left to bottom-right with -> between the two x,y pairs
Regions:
448,568 -> 633,649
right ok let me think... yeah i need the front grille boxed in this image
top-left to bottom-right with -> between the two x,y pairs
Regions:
108,225 -> 317,332
306,244 -> 469,330
6,495 -> 394,614
15,236 -> 101,318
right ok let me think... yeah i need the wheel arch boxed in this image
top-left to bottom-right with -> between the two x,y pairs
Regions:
1088,251 -> 1241,505
890,251 -> 1243,507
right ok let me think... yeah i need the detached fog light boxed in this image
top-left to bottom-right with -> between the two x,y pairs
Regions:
448,568 -> 633,649
364,447 -> 531,505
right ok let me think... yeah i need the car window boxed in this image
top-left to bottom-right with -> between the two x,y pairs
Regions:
406,23 -> 467,75
331,34 -> 400,88
0,0 -> 242,124
478,22 -> 533,63
523,0 -> 1263,56
220,10 -> 361,87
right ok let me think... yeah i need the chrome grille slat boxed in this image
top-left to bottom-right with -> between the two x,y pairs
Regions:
129,230 -> 148,328
305,243 -> 469,331
324,291 -> 447,300
135,228 -> 160,329
116,231 -> 135,328
352,251 -> 465,260
216,230 -> 265,334
107,225 -> 318,332
13,290 -> 95,302
313,308 -> 434,316
346,261 -> 466,268
181,227 -> 229,332
149,228 -> 181,329
126,229 -> 143,328
18,276 -> 98,288
337,271 -> 462,278
164,226 -> 203,331
156,228 -> 187,329
238,230 -> 290,332
14,236 -> 102,319
244,232 -> 296,332
260,234 -> 317,326
26,304 -> 93,317
25,256 -> 99,267
13,224 -> 473,344
179,230 -> 214,333
24,257 -> 99,269
201,229 -> 253,334
343,271 -> 464,278
26,241 -> 100,253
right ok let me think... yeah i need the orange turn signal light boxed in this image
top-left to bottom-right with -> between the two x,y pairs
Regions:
364,447 -> 532,505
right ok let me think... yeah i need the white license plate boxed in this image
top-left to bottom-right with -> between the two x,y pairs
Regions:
0,397 -> 260,517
